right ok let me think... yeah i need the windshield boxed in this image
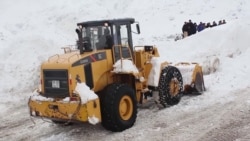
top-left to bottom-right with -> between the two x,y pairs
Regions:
82,26 -> 113,50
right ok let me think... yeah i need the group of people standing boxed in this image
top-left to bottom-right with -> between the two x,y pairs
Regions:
182,19 -> 226,38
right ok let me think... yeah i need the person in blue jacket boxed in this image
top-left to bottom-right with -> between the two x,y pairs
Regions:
197,22 -> 205,32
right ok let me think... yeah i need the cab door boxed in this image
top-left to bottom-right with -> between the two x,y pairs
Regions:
112,23 -> 134,63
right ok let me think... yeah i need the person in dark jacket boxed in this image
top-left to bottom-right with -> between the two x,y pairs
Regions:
193,22 -> 197,34
206,22 -> 211,28
103,28 -> 113,49
182,22 -> 189,38
218,20 -> 223,25
222,19 -> 226,24
211,21 -> 217,27
105,34 -> 113,49
187,20 -> 196,36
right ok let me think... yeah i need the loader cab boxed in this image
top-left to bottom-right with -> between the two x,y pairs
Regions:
76,18 -> 140,62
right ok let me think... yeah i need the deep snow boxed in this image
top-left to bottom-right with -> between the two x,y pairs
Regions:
1,0 -> 250,141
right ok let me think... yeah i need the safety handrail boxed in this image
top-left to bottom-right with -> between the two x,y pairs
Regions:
61,45 -> 78,54
134,46 -> 145,51
112,44 -> 134,70
68,54 -> 80,62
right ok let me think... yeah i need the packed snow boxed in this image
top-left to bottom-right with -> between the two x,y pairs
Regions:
74,83 -> 100,125
74,82 -> 98,104
147,57 -> 167,87
1,0 -> 250,140
112,59 -> 139,74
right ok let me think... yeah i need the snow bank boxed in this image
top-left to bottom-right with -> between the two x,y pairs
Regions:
201,56 -> 220,75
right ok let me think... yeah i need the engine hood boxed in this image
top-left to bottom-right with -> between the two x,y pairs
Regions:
41,50 -> 108,69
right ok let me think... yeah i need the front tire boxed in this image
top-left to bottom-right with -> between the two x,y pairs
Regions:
158,66 -> 183,107
100,83 -> 137,132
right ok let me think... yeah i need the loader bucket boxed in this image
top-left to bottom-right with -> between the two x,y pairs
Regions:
175,62 -> 206,95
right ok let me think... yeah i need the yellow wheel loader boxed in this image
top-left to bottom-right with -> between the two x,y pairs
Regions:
28,18 -> 205,132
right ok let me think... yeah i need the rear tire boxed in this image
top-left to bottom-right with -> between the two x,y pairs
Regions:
100,83 -> 137,132
158,66 -> 183,107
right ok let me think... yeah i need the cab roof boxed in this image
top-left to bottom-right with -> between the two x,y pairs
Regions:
77,18 -> 135,27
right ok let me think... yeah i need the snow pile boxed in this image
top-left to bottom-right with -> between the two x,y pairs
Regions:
62,97 -> 70,102
88,116 -> 99,125
74,82 -> 98,104
30,93 -> 54,102
112,59 -> 139,74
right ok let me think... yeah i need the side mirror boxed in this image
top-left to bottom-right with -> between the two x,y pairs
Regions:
75,29 -> 80,34
75,28 -> 84,54
136,24 -> 140,34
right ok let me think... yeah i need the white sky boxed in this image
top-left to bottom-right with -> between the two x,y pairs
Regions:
1,0 -> 250,140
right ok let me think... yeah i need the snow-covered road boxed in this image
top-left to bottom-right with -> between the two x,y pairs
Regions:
1,86 -> 250,141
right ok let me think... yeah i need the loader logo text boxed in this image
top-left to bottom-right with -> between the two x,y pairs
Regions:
80,59 -> 89,64
72,52 -> 107,67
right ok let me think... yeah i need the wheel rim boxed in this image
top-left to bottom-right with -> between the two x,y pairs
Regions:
119,95 -> 133,120
169,78 -> 180,97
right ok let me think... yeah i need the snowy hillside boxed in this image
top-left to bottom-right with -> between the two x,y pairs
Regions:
1,0 -> 250,140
